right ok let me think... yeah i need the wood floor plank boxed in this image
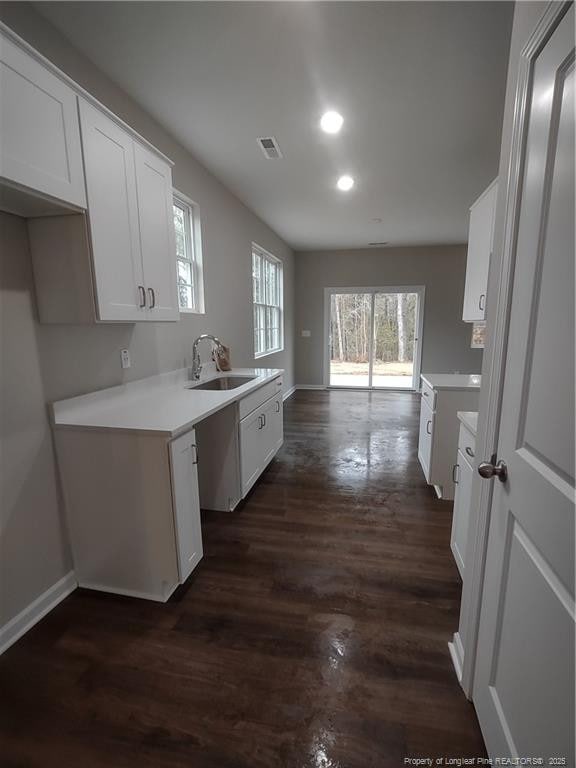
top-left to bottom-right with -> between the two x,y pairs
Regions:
0,390 -> 486,766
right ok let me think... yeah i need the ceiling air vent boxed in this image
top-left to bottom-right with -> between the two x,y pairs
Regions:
258,136 -> 283,159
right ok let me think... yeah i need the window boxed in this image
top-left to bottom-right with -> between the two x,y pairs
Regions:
173,191 -> 204,313
252,244 -> 283,357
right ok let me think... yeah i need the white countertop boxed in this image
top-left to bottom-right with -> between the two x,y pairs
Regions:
52,367 -> 284,438
421,373 -> 482,391
458,411 -> 479,436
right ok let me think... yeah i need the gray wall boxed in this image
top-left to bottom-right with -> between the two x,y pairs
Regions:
0,5 -> 295,628
295,245 -> 482,386
0,213 -> 73,625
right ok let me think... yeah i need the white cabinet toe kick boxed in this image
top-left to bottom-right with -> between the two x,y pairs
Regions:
54,373 -> 284,601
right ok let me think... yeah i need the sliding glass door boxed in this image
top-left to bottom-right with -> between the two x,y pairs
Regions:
327,287 -> 423,390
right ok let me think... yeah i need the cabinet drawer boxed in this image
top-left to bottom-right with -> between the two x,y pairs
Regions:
420,379 -> 436,411
457,423 -> 476,465
239,376 -> 283,420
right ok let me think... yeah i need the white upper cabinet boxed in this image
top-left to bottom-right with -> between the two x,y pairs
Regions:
463,179 -> 498,322
79,100 -> 145,322
31,97 -> 179,324
0,30 -> 86,211
133,143 -> 179,321
1,26 -> 179,324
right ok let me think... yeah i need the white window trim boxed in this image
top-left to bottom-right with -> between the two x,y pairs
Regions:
252,243 -> 284,358
173,189 -> 205,314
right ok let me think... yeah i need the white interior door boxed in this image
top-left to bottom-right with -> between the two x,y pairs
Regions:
473,7 -> 574,761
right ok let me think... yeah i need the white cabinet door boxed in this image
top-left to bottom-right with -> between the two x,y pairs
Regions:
0,32 -> 86,208
463,180 -> 498,322
239,408 -> 265,497
417,398 -> 434,481
450,451 -> 473,578
79,99 -> 145,322
169,430 -> 203,583
263,394 -> 283,464
133,142 -> 179,321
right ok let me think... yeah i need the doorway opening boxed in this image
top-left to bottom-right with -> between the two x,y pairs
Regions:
324,287 -> 424,390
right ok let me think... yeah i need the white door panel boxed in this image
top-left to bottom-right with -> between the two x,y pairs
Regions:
0,33 -> 86,208
463,182 -> 498,322
169,430 -> 203,582
240,409 -> 264,497
418,399 -> 433,480
79,100 -> 144,321
474,6 -> 575,762
451,452 -> 473,578
134,142 -> 179,321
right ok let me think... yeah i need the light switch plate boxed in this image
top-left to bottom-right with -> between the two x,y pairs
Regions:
301,330 -> 311,338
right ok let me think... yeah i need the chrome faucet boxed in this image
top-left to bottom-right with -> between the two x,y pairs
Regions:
191,334 -> 224,380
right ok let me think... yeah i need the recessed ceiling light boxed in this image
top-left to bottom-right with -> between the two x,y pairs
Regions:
337,175 -> 354,192
320,110 -> 344,134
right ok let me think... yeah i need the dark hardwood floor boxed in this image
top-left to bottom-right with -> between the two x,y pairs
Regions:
0,390 -> 486,767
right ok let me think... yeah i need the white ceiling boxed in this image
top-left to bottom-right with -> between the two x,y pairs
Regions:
34,1 -> 513,250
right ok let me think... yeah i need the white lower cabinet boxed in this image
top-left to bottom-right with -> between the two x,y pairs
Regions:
169,430 -> 203,582
240,387 -> 284,497
55,427 -> 203,602
417,378 -> 479,500
418,399 -> 434,482
54,376 -> 284,601
451,424 -> 475,578
240,407 -> 266,496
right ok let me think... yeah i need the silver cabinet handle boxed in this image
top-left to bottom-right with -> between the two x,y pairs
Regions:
258,415 -> 263,429
453,464 -> 459,484
479,293 -> 486,312
465,446 -> 475,458
275,400 -> 280,413
138,285 -> 146,308
148,287 -> 156,309
422,390 -> 429,397
426,420 -> 432,435
191,444 -> 199,465
262,413 -> 266,427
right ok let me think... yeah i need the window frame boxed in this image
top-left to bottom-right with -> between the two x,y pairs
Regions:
252,243 -> 284,358
173,189 -> 205,314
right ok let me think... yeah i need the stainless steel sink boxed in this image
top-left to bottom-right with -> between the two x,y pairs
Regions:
188,376 -> 255,391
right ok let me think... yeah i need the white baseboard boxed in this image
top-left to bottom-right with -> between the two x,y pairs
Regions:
0,571 -> 77,655
295,384 -> 327,390
282,385 -> 296,401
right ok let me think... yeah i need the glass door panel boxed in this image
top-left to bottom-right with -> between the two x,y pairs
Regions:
329,293 -> 372,387
372,292 -> 418,389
